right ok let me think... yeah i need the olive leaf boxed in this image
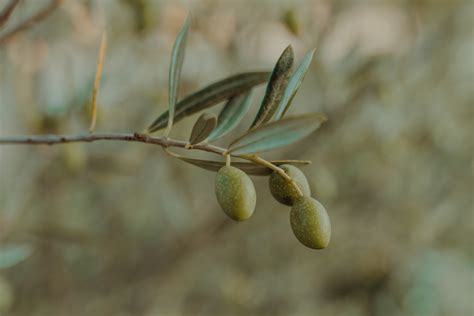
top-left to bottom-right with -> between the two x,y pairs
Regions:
206,91 -> 253,142
147,72 -> 270,133
229,113 -> 327,155
189,112 -> 217,145
273,48 -> 315,120
177,156 -> 311,176
165,15 -> 191,136
250,45 -> 294,129
0,243 -> 34,269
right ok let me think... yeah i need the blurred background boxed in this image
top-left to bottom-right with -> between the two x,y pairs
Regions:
0,0 -> 473,315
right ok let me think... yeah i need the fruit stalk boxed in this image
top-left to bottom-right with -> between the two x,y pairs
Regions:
239,154 -> 303,197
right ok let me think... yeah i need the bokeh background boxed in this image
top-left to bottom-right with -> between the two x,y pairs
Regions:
0,0 -> 473,315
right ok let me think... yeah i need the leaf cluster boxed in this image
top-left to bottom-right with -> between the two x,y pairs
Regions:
146,16 -> 326,172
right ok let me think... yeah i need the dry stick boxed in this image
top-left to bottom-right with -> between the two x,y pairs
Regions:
89,31 -> 107,133
0,0 -> 21,29
0,0 -> 62,46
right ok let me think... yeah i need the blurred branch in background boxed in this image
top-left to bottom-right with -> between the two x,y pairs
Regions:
0,0 -> 20,29
0,0 -> 62,46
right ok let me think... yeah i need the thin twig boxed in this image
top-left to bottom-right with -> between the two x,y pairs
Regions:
0,0 -> 62,46
0,0 -> 21,29
0,132 -> 227,155
89,31 -> 107,133
0,132 -> 305,192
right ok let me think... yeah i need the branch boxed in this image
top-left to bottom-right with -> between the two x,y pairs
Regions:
0,132 -> 227,156
0,0 -> 62,46
0,0 -> 21,29
0,132 -> 306,195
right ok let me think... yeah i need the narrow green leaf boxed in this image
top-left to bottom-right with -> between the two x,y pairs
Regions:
177,156 -> 311,176
206,91 -> 253,142
274,48 -> 315,120
250,45 -> 294,129
0,244 -> 33,269
147,72 -> 270,133
165,15 -> 191,136
229,113 -> 327,155
189,112 -> 217,145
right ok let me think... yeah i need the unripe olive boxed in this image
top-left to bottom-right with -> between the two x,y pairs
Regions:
290,196 -> 331,249
269,164 -> 310,206
215,166 -> 257,221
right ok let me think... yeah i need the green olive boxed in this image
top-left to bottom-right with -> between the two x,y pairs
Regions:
215,166 -> 256,221
290,196 -> 331,249
269,164 -> 310,206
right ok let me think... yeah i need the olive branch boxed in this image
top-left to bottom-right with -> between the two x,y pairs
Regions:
0,16 -> 330,249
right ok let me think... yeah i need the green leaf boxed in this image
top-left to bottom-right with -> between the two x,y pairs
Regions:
189,112 -> 217,145
0,244 -> 33,269
147,72 -> 270,133
274,48 -> 315,120
229,113 -> 327,155
165,15 -> 191,136
177,156 -> 311,176
206,91 -> 253,142
250,45 -> 294,129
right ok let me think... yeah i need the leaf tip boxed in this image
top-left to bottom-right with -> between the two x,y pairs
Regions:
282,44 -> 295,64
183,13 -> 192,30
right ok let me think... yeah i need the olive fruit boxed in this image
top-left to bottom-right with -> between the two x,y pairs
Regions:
290,196 -> 331,249
269,164 -> 310,206
215,166 -> 256,221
